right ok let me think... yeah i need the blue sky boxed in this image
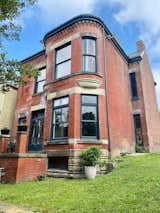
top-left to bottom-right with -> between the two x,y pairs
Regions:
5,0 -> 160,107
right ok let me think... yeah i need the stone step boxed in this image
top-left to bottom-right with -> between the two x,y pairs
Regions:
47,169 -> 69,178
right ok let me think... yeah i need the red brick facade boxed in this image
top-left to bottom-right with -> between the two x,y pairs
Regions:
8,15 -> 160,178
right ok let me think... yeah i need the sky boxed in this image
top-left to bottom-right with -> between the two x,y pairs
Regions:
4,0 -> 160,107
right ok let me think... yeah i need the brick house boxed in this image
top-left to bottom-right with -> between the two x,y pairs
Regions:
11,14 -> 160,178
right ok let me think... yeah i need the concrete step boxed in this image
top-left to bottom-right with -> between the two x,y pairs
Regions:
47,169 -> 69,178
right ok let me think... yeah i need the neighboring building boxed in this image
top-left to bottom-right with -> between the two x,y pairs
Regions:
12,14 -> 160,177
0,85 -> 17,135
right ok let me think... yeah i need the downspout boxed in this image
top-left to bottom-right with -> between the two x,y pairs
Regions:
102,28 -> 111,159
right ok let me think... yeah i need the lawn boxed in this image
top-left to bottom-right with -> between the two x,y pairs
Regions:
0,154 -> 160,212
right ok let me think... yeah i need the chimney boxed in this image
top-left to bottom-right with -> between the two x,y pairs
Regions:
136,40 -> 146,52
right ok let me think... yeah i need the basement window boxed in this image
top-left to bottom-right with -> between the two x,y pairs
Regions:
48,157 -> 68,170
129,72 -> 138,99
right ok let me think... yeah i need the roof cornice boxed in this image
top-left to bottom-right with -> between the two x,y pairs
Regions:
21,14 -> 142,64
43,14 -> 129,61
21,50 -> 45,63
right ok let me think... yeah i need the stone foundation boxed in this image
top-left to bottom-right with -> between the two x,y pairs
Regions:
46,148 -> 108,178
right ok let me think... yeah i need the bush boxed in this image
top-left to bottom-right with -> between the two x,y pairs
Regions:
81,147 -> 101,167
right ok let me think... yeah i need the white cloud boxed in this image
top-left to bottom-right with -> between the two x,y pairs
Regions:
106,0 -> 160,106
36,0 -> 98,26
15,0 -> 98,31
15,8 -> 36,27
107,0 -> 160,58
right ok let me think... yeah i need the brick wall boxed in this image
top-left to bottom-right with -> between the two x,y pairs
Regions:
106,39 -> 135,156
0,156 -> 18,182
129,63 -> 149,150
16,156 -> 46,182
137,42 -> 160,151
0,154 -> 47,183
0,136 -> 10,153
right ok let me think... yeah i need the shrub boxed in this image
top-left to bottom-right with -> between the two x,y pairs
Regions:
81,147 -> 101,167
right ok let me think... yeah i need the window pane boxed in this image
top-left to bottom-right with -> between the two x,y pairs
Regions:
52,97 -> 69,139
56,60 -> 71,79
54,97 -> 69,107
82,122 -> 96,137
83,39 -> 96,55
81,95 -> 98,138
53,109 -> 61,124
53,107 -> 68,124
133,114 -> 143,146
56,45 -> 71,64
82,106 -> 96,120
37,68 -> 46,81
83,56 -> 96,72
54,123 -> 68,138
82,95 -> 97,104
54,99 -> 61,108
61,107 -> 68,122
18,117 -> 26,125
61,97 -> 69,106
37,80 -> 44,93
30,121 -> 37,144
129,72 -> 138,98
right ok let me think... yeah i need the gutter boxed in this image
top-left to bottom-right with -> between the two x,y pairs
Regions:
102,28 -> 111,159
21,50 -> 45,64
20,14 -> 142,65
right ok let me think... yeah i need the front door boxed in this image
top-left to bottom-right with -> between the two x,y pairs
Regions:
133,114 -> 143,146
28,110 -> 44,152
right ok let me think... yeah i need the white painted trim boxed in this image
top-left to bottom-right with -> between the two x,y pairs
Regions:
128,69 -> 138,73
47,87 -> 105,100
133,109 -> 141,114
76,78 -> 102,88
31,104 -> 45,111
47,33 -> 81,51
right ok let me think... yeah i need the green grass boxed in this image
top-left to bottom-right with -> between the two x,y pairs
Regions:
0,154 -> 160,212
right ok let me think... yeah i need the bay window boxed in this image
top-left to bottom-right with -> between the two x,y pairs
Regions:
82,37 -> 97,73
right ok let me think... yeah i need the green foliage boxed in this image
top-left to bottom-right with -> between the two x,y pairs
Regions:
0,154 -> 160,212
0,0 -> 38,89
81,147 -> 101,167
0,0 -> 36,45
0,52 -> 40,90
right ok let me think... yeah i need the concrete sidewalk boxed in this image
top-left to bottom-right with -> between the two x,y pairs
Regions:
0,202 -> 33,213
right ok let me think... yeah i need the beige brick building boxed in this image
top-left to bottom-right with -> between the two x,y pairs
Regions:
0,85 -> 17,135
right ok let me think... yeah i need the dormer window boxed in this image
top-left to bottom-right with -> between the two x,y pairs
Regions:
34,67 -> 46,94
55,43 -> 71,79
82,37 -> 97,73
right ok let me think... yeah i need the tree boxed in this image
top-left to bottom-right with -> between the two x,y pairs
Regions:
0,0 -> 39,91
